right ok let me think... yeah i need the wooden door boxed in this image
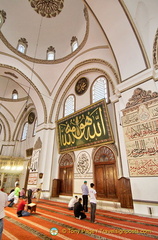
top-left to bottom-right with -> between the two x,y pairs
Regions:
106,165 -> 117,198
66,167 -> 73,194
95,165 -> 106,198
59,168 -> 66,194
95,164 -> 117,199
59,167 -> 73,195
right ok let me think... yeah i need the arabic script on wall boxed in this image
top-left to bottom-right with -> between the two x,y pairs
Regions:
122,98 -> 158,176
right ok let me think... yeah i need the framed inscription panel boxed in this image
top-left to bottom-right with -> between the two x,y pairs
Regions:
57,99 -> 114,153
122,99 -> 158,177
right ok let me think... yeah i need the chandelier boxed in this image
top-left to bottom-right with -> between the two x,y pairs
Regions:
28,0 -> 64,18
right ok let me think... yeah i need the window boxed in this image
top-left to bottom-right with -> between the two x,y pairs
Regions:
92,77 -> 109,103
17,38 -> 28,54
18,44 -> 25,53
71,36 -> 78,52
21,122 -> 28,140
46,46 -> 55,60
64,95 -> 75,117
12,89 -> 18,99
33,119 -> 37,136
0,10 -> 6,29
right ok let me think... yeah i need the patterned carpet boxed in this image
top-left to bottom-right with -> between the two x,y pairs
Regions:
3,199 -> 158,240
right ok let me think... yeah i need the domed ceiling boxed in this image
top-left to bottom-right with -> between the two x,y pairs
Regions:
0,0 -> 87,61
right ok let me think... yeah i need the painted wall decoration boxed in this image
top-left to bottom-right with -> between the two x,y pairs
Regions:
122,89 -> 158,177
57,99 -> 114,153
30,149 -> 40,172
76,151 -> 90,174
28,172 -> 38,185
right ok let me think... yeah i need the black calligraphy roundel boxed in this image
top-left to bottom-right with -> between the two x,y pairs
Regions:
75,77 -> 89,95
28,112 -> 35,124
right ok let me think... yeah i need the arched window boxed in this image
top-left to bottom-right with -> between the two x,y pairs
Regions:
71,36 -> 78,52
64,95 -> 75,117
12,89 -> 18,99
18,44 -> 25,53
92,77 -> 109,103
33,119 -> 37,136
21,122 -> 28,140
46,46 -> 55,60
17,38 -> 28,54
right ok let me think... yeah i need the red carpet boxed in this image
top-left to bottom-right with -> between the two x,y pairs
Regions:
2,199 -> 158,240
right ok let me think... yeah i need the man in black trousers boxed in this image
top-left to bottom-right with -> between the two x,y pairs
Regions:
81,180 -> 89,212
74,198 -> 86,219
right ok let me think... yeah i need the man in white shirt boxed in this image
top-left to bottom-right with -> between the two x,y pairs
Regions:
0,190 -> 8,239
68,196 -> 78,210
89,183 -> 97,223
8,190 -> 15,207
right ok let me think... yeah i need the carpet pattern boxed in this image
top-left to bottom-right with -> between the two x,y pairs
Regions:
2,199 -> 158,240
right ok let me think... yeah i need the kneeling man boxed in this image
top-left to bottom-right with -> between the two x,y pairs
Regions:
17,196 -> 30,217
74,198 -> 86,219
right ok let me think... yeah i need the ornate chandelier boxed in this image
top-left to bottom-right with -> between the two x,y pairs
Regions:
28,0 -> 64,18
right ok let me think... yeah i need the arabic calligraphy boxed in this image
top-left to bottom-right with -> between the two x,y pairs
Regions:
122,100 -> 158,176
125,120 -> 158,140
59,107 -> 106,145
77,152 -> 90,174
57,100 -> 114,152
129,159 -> 158,176
127,138 -> 158,158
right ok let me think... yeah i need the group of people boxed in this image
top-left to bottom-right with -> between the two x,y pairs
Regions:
68,181 -> 97,223
0,182 -> 41,238
8,183 -> 26,208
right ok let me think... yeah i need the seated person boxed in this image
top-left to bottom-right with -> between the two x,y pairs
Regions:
68,196 -> 78,210
74,198 -> 86,219
17,196 -> 30,217
8,189 -> 15,207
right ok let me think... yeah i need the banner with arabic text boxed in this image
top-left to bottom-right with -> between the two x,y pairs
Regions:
57,100 -> 114,153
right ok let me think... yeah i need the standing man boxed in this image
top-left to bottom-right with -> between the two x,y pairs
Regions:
81,180 -> 89,212
0,190 -> 8,240
89,183 -> 97,223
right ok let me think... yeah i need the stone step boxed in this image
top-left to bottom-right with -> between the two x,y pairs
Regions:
50,195 -> 134,214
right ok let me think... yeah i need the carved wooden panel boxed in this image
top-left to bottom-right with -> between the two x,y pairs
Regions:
118,177 -> 133,209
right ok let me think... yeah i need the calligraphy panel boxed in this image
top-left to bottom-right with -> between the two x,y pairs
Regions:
57,100 -> 114,153
28,172 -> 38,185
122,99 -> 158,176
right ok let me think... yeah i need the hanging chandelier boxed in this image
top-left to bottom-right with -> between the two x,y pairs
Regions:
28,0 -> 64,18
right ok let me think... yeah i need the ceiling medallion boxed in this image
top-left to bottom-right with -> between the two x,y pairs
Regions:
28,0 -> 64,18
75,77 -> 89,95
